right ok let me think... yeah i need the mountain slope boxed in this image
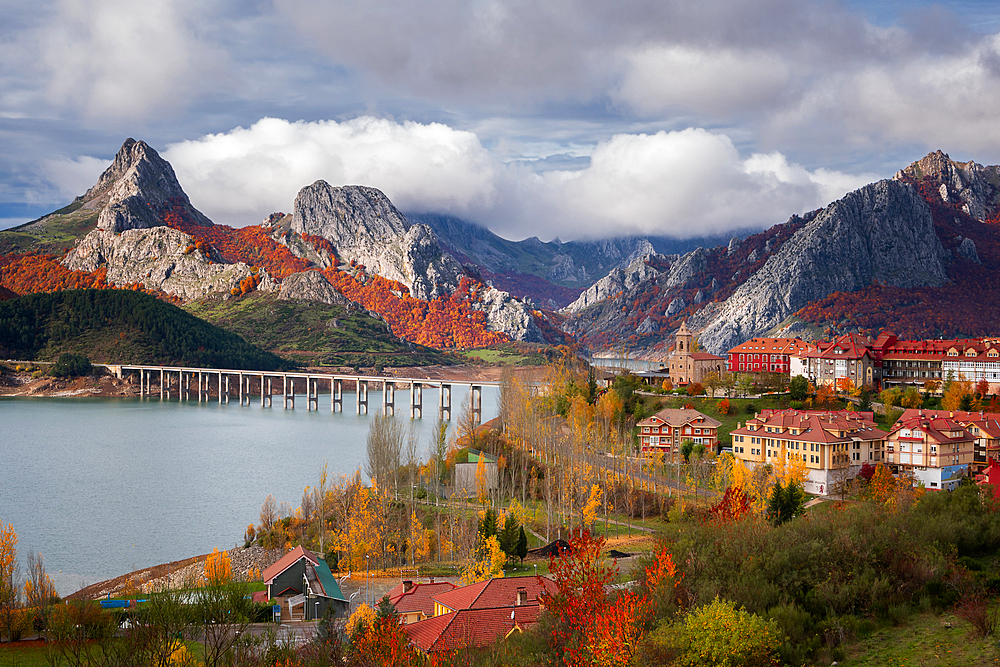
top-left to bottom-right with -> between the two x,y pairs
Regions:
562,151 -> 1000,355
0,289 -> 289,369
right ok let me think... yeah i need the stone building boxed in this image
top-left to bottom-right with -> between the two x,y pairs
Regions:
667,321 -> 725,385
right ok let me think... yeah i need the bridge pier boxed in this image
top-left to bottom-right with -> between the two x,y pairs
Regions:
471,385 -> 482,426
218,372 -> 224,404
264,377 -> 272,408
357,380 -> 368,414
383,381 -> 395,416
439,384 -> 452,421
139,369 -> 145,399
260,374 -> 265,407
160,369 -> 164,401
308,377 -> 318,411
410,382 -> 423,419
331,378 -> 343,413
198,371 -> 204,403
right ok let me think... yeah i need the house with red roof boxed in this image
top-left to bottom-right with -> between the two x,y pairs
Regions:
387,579 -> 458,625
885,412 -> 974,491
792,333 -> 878,389
896,409 -> 998,472
261,545 -> 348,621
729,409 -> 887,495
637,407 -> 721,455
727,337 -> 816,375
403,576 -> 557,654
976,458 -> 1000,499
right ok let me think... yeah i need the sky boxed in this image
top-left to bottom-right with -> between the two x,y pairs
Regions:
3,0 -> 1000,241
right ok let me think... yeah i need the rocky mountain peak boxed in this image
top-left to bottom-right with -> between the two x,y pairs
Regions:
895,150 -> 1000,220
85,138 -> 212,234
291,182 -> 410,246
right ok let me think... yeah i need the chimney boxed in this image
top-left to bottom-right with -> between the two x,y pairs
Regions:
403,580 -> 413,593
429,577 -> 435,584
516,588 -> 528,606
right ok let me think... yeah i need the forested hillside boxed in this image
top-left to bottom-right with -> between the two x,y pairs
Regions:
184,292 -> 449,368
0,289 -> 290,369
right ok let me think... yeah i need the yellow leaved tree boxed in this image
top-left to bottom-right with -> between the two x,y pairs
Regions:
582,484 -> 602,528
462,535 -> 506,585
204,548 -> 232,586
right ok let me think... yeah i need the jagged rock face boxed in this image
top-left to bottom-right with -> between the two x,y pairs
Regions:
666,297 -> 686,316
290,182 -> 464,300
85,139 -> 212,234
563,254 -> 661,314
895,150 -> 1000,221
277,271 -> 353,307
957,237 -> 982,264
662,247 -> 708,289
64,227 -> 272,300
697,179 -> 948,354
473,287 -> 545,343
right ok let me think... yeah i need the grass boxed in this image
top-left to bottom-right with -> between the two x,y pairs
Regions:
0,205 -> 99,255
840,611 -> 1000,666
640,393 -> 854,444
184,292 -> 449,368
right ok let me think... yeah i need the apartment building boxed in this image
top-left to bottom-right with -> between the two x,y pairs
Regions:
792,333 -> 879,388
897,409 -> 1000,470
729,409 -> 887,496
726,337 -> 816,374
885,413 -> 974,491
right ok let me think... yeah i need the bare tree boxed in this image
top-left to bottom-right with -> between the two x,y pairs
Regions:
25,550 -> 56,640
365,411 -> 403,494
405,423 -> 420,502
314,462 -> 329,554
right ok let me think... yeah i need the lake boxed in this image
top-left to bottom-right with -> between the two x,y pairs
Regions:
0,386 -> 498,596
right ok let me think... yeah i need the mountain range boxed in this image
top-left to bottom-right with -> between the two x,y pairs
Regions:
2,140 -> 999,364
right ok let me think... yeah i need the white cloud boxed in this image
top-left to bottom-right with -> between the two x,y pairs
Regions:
152,118 -> 873,241
615,46 -> 792,117
515,129 -> 875,240
162,117 -> 500,226
41,0 -> 223,119
43,156 -> 108,200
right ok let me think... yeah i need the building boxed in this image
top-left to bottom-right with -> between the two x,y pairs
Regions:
878,334 -> 1000,393
667,321 -> 725,385
794,333 -> 879,388
897,409 -> 1000,471
885,413 -> 975,491
404,577 -> 558,654
727,337 -> 816,374
637,407 -> 721,455
387,579 -> 458,625
261,545 -> 349,621
729,409 -> 888,496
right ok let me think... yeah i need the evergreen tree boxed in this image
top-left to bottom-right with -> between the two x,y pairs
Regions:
516,526 -> 528,564
499,512 -> 520,559
767,480 -> 806,526
789,375 -> 809,400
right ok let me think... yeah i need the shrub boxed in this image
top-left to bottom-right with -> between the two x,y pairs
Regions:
686,382 -> 704,396
789,400 -> 803,410
716,398 -> 730,415
744,402 -> 756,414
677,597 -> 783,667
51,352 -> 92,378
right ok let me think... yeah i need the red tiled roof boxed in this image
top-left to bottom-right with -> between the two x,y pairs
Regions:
405,605 -> 542,653
388,581 -> 458,616
262,545 -> 319,585
432,576 -> 557,612
889,414 -> 973,444
690,351 -> 725,361
637,408 -> 722,429
727,338 -> 815,355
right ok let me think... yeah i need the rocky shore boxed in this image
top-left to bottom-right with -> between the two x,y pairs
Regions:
66,545 -> 284,600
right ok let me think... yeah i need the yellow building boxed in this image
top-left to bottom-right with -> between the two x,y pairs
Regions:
729,409 -> 887,496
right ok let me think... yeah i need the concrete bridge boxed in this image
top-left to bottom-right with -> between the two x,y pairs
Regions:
104,365 -> 498,423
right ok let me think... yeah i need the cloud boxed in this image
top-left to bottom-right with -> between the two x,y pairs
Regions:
162,117 -> 500,226
516,129 -> 876,240
154,117 -> 873,241
43,155 -> 108,200
614,46 -> 792,117
40,0 -> 225,120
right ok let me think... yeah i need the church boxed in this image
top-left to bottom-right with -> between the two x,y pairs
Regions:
667,321 -> 726,385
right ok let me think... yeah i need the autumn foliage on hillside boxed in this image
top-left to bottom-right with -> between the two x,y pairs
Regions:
164,204 -> 313,281
796,175 -> 1000,339
321,268 -> 508,348
0,253 -> 110,295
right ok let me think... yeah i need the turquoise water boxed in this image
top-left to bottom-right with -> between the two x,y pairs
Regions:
0,387 -> 498,595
